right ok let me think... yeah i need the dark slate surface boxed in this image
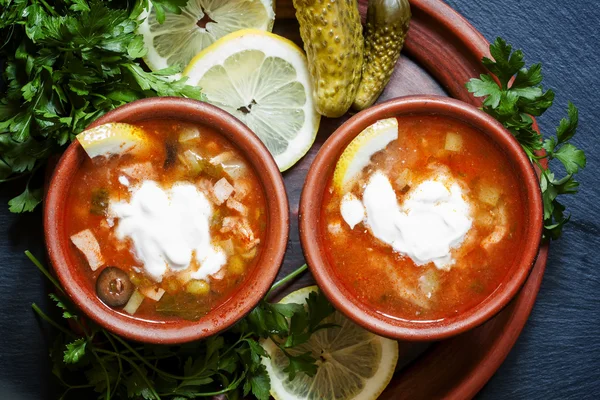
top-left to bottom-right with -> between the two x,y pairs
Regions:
444,0 -> 600,398
0,0 -> 598,399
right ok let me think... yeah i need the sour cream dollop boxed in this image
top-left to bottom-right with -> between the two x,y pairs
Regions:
340,171 -> 472,270
111,181 -> 226,282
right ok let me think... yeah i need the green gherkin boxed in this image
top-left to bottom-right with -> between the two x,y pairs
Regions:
353,0 -> 411,111
293,0 -> 364,118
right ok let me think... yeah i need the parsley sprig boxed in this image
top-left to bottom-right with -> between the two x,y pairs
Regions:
466,38 -> 587,240
28,251 -> 334,400
0,0 -> 200,212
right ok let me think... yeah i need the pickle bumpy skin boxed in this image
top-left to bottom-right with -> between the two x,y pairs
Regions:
353,0 -> 411,111
294,0 -> 364,118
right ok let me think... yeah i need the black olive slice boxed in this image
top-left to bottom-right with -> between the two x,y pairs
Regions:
96,266 -> 134,307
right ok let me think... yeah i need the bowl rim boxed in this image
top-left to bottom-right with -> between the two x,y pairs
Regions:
299,95 -> 543,341
44,97 -> 289,344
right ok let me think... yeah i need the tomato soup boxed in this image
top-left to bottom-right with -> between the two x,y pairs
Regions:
321,115 -> 526,321
66,120 -> 266,321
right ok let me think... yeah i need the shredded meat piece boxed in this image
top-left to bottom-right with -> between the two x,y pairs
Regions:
219,217 -> 260,250
481,204 -> 508,249
70,229 -> 104,271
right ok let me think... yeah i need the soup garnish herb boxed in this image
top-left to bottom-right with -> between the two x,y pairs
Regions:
466,38 -> 587,240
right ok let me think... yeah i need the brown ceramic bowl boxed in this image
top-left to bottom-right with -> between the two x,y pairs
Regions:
44,97 -> 289,344
299,95 -> 543,341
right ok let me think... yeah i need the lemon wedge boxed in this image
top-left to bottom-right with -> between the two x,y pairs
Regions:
183,29 -> 320,171
333,118 -> 399,192
76,123 -> 147,159
137,0 -> 275,73
261,286 -> 398,400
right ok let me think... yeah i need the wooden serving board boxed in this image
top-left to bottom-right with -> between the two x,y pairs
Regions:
270,0 -> 549,398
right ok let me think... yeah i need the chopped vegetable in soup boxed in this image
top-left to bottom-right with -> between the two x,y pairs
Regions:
321,116 -> 526,321
66,120 -> 266,321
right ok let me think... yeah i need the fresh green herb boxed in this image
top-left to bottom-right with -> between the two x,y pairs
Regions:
155,292 -> 211,321
29,254 -> 332,400
64,337 -> 87,364
467,38 -> 586,240
0,0 -> 201,213
150,0 -> 188,24
245,288 -> 336,381
8,178 -> 42,212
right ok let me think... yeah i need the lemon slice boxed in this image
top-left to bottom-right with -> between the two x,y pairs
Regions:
137,0 -> 275,72
77,123 -> 147,159
333,118 -> 398,192
183,29 -> 320,171
261,286 -> 398,400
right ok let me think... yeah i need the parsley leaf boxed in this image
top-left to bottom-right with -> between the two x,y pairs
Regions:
0,0 -> 204,213
467,38 -> 587,240
125,366 -> 156,399
48,293 -> 77,320
554,143 -> 586,174
513,63 -> 543,88
248,365 -> 271,400
466,74 -> 502,108
30,259 -> 330,400
85,361 -> 119,394
63,338 -> 87,364
306,290 -> 336,331
284,351 -> 318,381
246,287 -> 336,381
482,38 -> 524,88
556,102 -> 579,144
8,184 -> 42,213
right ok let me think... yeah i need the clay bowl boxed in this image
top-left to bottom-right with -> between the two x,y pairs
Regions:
44,97 -> 289,344
299,95 -> 543,341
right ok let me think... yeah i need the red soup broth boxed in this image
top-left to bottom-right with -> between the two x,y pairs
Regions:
65,120 -> 266,321
320,115 -> 526,321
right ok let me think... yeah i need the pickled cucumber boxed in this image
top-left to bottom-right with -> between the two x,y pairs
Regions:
294,0 -> 364,118
353,0 -> 411,111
